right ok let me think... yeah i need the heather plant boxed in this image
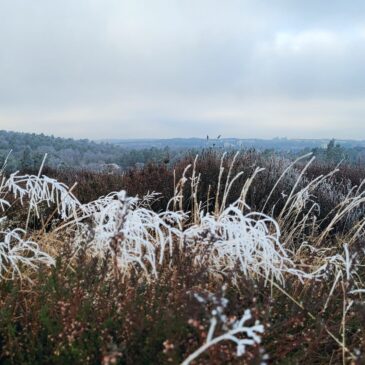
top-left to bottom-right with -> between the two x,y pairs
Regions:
182,287 -> 265,365
1,151 -> 365,364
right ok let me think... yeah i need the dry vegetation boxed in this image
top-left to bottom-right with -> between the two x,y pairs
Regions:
1,150 -> 365,364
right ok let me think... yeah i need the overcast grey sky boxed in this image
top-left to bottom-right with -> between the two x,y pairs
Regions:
1,0 -> 365,139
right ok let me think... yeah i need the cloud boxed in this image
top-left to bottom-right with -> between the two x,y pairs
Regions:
272,30 -> 339,53
0,0 -> 364,138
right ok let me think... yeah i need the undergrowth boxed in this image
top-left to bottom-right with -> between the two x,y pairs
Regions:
0,150 -> 365,364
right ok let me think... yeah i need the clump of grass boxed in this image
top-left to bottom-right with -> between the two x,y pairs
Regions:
1,151 -> 365,364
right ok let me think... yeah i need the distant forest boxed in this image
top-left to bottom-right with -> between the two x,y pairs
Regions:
1,130 -> 365,172
0,130 -> 173,172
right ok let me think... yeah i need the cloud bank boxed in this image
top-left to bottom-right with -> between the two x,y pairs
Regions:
0,0 -> 365,139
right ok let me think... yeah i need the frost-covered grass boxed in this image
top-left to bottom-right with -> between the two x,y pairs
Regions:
0,156 -> 299,286
0,156 -> 77,280
1,151 -> 365,364
0,228 -> 54,280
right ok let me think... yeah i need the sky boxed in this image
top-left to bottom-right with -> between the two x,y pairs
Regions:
1,0 -> 365,140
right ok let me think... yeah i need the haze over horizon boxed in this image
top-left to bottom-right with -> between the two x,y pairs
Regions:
1,1 -> 365,139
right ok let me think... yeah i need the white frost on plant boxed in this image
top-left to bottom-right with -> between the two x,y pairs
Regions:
184,202 -> 296,285
0,167 -> 305,285
3,172 -> 80,219
0,170 -> 82,280
310,244 -> 359,283
0,229 -> 55,280
304,243 -> 365,312
182,289 -> 264,365
79,193 -> 296,284
81,191 -> 185,278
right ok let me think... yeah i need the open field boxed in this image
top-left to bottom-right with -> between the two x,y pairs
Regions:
0,150 -> 365,364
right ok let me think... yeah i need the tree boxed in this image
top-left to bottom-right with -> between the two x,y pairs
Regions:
326,139 -> 345,163
20,146 -> 34,171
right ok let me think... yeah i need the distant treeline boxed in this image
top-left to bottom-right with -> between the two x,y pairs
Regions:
0,130 -> 174,172
308,139 -> 365,165
1,130 -> 365,172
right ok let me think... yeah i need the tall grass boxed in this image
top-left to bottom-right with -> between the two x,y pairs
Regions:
1,150 -> 365,364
